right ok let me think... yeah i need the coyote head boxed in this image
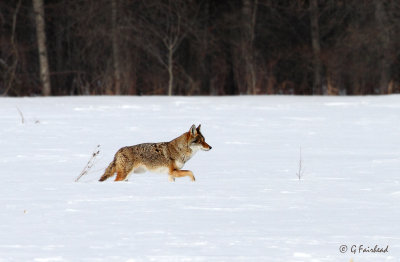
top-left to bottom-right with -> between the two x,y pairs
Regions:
188,124 -> 212,151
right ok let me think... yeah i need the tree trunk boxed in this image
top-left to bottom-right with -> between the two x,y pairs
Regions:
374,0 -> 391,94
167,46 -> 173,96
33,0 -> 51,96
250,0 -> 258,94
111,0 -> 121,95
309,0 -> 322,95
204,0 -> 213,95
242,0 -> 258,95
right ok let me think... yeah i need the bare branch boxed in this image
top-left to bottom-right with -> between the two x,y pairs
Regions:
75,145 -> 101,182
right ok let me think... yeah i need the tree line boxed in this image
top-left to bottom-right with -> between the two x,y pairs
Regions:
1,0 -> 400,96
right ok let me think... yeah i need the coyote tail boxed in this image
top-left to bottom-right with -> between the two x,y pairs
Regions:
99,159 -> 116,181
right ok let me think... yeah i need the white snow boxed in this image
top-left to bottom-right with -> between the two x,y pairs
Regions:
0,95 -> 399,261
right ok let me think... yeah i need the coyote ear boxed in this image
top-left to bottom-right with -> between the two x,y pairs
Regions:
189,124 -> 197,136
196,124 -> 201,132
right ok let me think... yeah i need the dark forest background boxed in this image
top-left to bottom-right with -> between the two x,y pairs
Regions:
1,0 -> 400,96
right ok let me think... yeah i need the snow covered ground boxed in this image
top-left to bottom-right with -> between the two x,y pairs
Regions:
0,95 -> 399,262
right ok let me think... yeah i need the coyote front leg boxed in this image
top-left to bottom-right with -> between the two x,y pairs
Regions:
169,169 -> 195,182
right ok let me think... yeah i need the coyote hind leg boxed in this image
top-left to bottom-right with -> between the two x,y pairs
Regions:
169,169 -> 195,182
114,163 -> 136,182
114,171 -> 127,181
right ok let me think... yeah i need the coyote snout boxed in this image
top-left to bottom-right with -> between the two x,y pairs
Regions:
99,124 -> 212,182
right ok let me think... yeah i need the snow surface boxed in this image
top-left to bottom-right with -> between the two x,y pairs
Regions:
0,95 -> 399,262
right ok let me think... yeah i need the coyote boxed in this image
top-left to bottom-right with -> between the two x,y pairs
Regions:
99,124 -> 212,182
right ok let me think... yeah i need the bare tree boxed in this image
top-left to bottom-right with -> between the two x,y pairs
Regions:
241,0 -> 258,95
309,0 -> 322,95
1,0 -> 22,96
33,0 -> 51,96
374,0 -> 391,94
126,0 -> 196,96
111,0 -> 121,95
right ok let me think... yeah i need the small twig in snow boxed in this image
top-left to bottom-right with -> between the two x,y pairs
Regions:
296,146 -> 305,180
75,145 -> 101,182
16,107 -> 24,124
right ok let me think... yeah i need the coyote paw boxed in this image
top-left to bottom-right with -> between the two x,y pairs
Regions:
168,175 -> 175,182
190,176 -> 196,182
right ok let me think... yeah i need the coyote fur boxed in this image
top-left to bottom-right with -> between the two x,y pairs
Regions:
99,124 -> 212,182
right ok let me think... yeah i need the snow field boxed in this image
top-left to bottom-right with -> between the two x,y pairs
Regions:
0,95 -> 399,261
